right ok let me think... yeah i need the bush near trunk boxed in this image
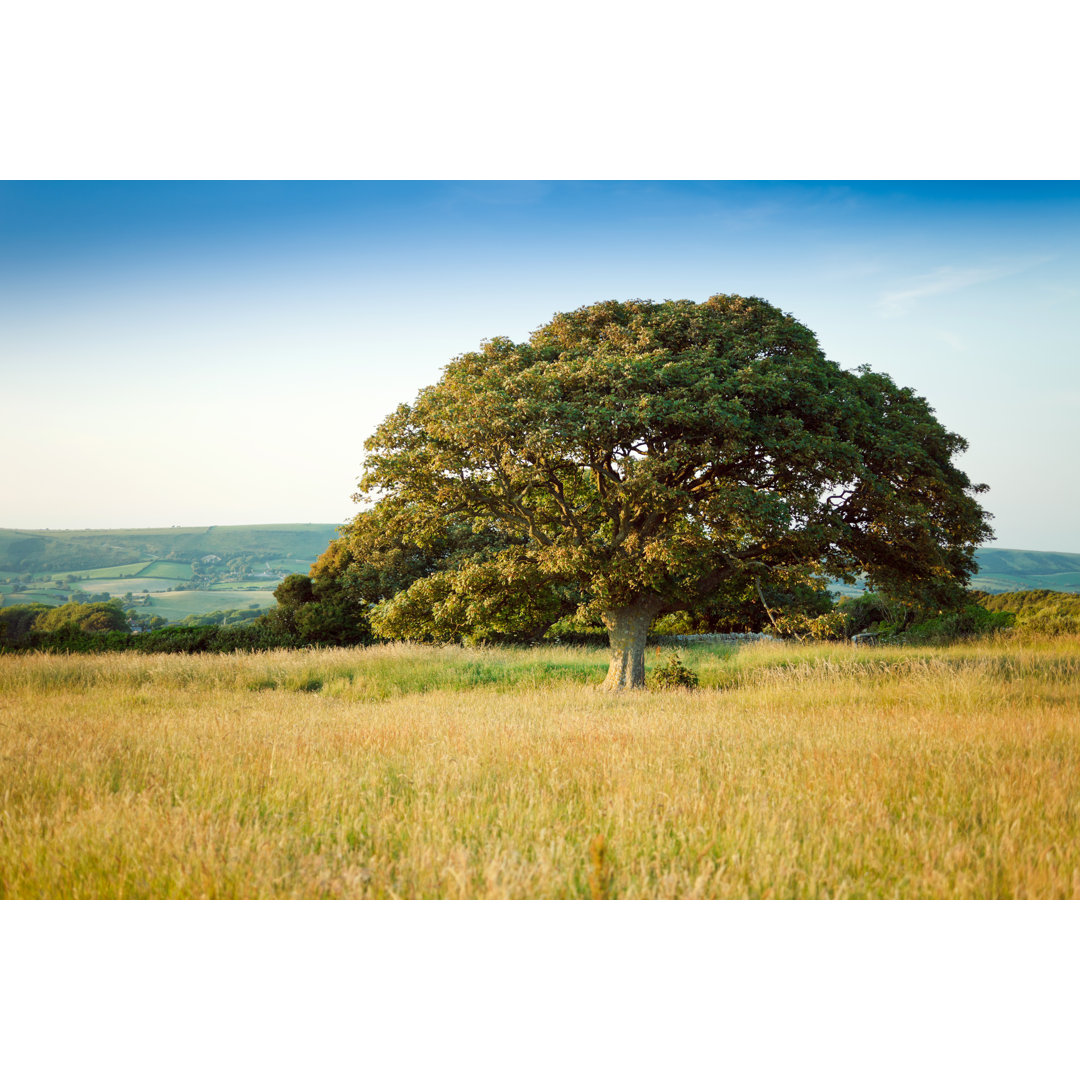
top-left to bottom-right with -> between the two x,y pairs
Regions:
649,652 -> 699,690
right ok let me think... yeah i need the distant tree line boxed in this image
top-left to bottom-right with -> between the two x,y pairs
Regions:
0,600 -> 296,654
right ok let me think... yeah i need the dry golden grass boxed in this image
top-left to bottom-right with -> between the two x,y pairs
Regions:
1,637 -> 1078,898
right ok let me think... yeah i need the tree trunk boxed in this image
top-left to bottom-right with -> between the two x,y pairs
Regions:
601,600 -> 662,691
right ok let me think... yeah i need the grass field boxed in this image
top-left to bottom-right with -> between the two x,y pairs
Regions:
141,589 -> 276,618
79,562 -> 152,580
2,635 -> 1078,899
85,578 -> 180,594
0,588 -> 67,606
0,586 -> 275,618
270,558 -> 322,576
0,582 -> 273,615
975,572 -> 1080,593
206,581 -> 279,591
137,561 -> 194,580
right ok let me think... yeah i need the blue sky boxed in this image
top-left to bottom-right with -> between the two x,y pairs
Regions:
2,181 -> 1078,550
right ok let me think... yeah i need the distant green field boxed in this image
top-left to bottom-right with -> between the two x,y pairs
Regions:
0,589 -> 66,607
84,578 -> 178,594
1029,572 -> 1080,590
79,562 -> 152,579
976,548 -> 1080,575
824,551 -> 1080,598
973,549 -> 1080,591
137,560 -> 194,580
206,581 -> 279,591
0,584 -> 275,619
269,558 -> 320,575
974,572 -> 1080,594
143,590 -> 277,620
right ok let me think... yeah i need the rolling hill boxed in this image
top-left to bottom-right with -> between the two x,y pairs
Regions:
972,548 -> 1080,593
0,524 -> 341,574
827,549 -> 1080,597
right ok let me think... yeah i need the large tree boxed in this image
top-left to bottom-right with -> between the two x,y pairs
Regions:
359,295 -> 992,689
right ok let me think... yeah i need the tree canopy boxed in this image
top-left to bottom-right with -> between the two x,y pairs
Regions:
32,601 -> 130,635
357,294 -> 993,688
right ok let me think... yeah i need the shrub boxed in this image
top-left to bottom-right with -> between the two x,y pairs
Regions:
650,652 -> 699,690
0,604 -> 50,648
898,604 -> 1014,645
4,621 -> 301,656
770,610 -> 848,640
1012,613 -> 1080,637
836,592 -> 912,637
974,589 -> 1080,618
33,601 -> 129,634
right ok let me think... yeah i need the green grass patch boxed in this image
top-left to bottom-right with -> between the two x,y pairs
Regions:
0,590 -> 66,607
81,578 -> 178,595
78,562 -> 152,579
228,645 -> 609,699
973,572 -> 1080,593
976,548 -> 1080,575
270,559 -> 318,575
137,560 -> 194,580
206,581 -> 279,591
1019,572 -> 1080,591
9,638 -> 1078,703
143,590 -> 277,620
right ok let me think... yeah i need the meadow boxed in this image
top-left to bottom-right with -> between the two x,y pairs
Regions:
2,634 -> 1078,899
81,562 -> 152,580
138,589 -> 277,621
137,561 -> 194,580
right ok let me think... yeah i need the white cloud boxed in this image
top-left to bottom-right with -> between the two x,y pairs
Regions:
876,257 -> 1050,317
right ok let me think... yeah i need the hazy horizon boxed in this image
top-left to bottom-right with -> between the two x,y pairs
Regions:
3,181 -> 1078,550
